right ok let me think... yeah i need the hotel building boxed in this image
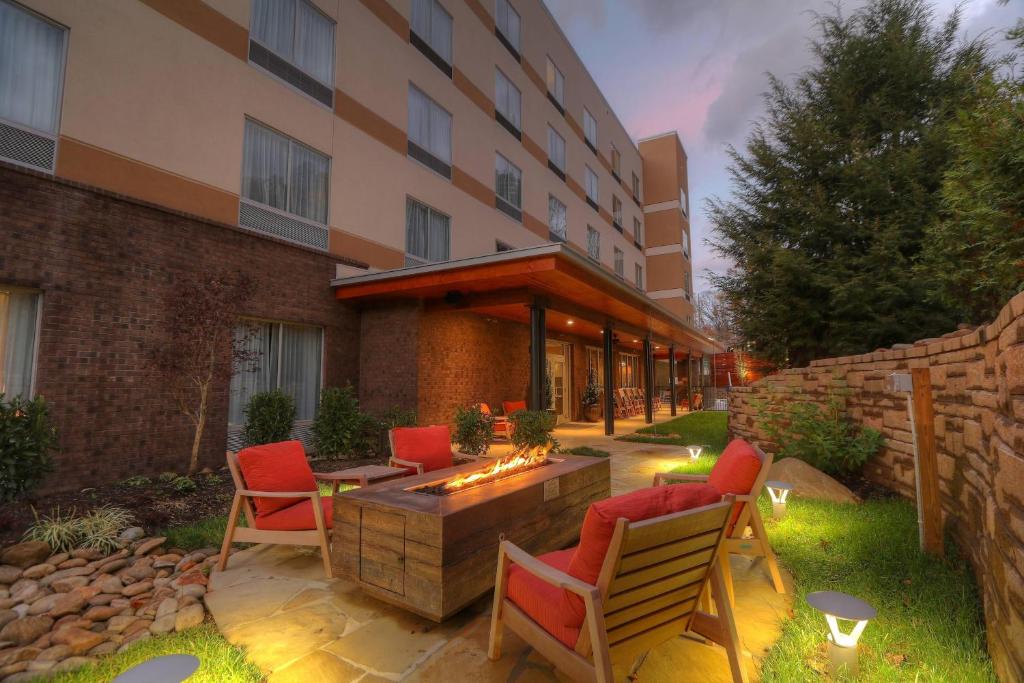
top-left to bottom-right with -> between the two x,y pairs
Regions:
0,0 -> 717,488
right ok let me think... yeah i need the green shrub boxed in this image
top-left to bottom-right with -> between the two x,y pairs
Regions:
25,505 -> 133,553
158,471 -> 178,483
311,385 -> 376,458
120,475 -> 151,487
452,405 -> 493,455
761,392 -> 884,475
171,476 -> 198,494
243,389 -> 295,446
509,409 -> 559,451
24,506 -> 81,553
375,406 -> 418,457
0,394 -> 57,502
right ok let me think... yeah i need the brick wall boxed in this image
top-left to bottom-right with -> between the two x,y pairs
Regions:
358,301 -> 420,416
0,164 -> 360,490
728,292 -> 1024,682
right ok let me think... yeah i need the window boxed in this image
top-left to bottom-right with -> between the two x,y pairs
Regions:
634,217 -> 643,247
611,146 -> 621,178
0,1 -> 66,172
546,57 -> 564,111
614,247 -> 624,278
635,263 -> 644,289
241,119 -> 330,247
585,165 -> 599,208
586,347 -> 604,386
548,195 -> 566,241
495,69 -> 521,137
547,126 -> 566,177
229,320 -> 323,426
495,153 -> 522,221
410,0 -> 453,76
249,0 -> 335,106
496,240 -> 513,252
680,188 -> 688,217
583,108 -> 597,150
405,197 -> 451,265
612,195 -> 622,229
586,225 -> 600,261
407,84 -> 452,178
684,270 -> 692,300
0,288 -> 40,398
494,0 -> 520,58
682,229 -> 689,257
619,353 -> 639,388
632,172 -> 641,199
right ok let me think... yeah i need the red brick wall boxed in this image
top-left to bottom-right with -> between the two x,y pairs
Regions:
416,309 -> 530,426
0,164 -> 360,490
729,292 -> 1024,682
358,301 -> 420,416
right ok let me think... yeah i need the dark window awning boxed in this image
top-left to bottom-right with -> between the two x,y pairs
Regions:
331,243 -> 723,355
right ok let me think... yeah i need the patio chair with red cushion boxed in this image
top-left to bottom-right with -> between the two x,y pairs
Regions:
653,438 -> 785,604
388,425 -> 480,475
479,403 -> 511,440
218,440 -> 335,577
488,484 -> 748,683
502,400 -> 527,416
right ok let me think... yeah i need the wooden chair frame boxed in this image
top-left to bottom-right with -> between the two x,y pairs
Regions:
488,498 -> 748,683
387,429 -> 482,475
479,403 -> 512,440
653,443 -> 785,605
218,450 -> 334,578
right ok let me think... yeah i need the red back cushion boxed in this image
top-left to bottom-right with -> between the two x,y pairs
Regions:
237,440 -> 315,516
561,483 -> 721,625
503,400 -> 527,415
708,439 -> 763,495
478,403 -> 493,416
391,426 -> 453,472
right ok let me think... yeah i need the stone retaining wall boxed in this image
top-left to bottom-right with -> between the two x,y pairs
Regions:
728,292 -> 1024,682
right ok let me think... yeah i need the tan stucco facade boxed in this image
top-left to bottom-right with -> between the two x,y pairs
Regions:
15,0 -> 681,289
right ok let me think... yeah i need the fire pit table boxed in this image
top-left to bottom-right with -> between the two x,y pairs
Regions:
331,451 -> 611,621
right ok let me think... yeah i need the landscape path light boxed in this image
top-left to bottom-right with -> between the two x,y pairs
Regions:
112,654 -> 200,683
806,591 -> 876,677
685,444 -> 703,461
764,480 -> 793,519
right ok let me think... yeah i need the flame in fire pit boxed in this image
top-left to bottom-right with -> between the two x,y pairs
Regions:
432,442 -> 552,494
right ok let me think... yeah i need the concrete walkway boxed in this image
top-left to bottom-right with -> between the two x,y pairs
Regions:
206,411 -> 793,682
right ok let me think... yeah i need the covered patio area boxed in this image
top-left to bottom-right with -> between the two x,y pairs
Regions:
335,244 -> 722,434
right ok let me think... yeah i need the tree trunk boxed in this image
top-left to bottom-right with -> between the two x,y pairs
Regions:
189,383 -> 209,475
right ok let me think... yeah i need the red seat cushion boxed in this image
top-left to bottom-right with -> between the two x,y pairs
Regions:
502,400 -> 527,415
391,426 -> 453,473
507,548 -> 581,648
562,483 -> 721,626
237,441 -> 316,516
708,439 -> 764,533
252,497 -> 333,531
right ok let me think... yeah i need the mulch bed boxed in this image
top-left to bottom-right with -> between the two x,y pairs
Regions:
0,456 -> 383,548
836,472 -> 901,501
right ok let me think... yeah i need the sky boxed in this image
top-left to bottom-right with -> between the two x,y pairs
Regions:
542,0 -> 1022,293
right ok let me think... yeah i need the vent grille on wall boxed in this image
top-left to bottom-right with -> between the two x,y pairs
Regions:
0,121 -> 57,172
249,41 -> 333,108
239,200 -> 329,250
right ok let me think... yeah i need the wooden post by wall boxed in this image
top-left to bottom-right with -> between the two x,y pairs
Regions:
911,367 -> 943,557
603,325 -> 615,436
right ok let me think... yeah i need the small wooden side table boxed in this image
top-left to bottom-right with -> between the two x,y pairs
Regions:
317,465 -> 409,495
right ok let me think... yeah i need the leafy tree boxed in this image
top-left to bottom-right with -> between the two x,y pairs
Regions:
709,0 -> 993,365
921,31 -> 1024,322
243,389 -> 296,445
148,273 -> 258,474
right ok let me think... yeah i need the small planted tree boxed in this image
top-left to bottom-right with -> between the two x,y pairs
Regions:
0,394 -> 57,502
244,389 -> 296,445
452,405 -> 493,455
311,384 -> 373,458
148,272 -> 258,474
509,409 -> 559,451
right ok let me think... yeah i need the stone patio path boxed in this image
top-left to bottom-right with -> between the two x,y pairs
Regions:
205,411 -> 794,682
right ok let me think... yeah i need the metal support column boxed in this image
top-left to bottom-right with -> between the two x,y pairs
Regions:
668,345 -> 678,417
603,325 -> 614,435
528,303 -> 546,411
686,353 -> 694,412
642,337 -> 654,424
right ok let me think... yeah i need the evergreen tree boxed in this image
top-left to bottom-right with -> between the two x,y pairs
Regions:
708,0 -> 992,365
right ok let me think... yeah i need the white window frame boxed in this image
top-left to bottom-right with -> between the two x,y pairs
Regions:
619,353 -> 639,388
495,68 -> 521,132
405,196 -> 451,265
611,145 -> 620,177
546,57 -> 564,107
495,152 -> 522,217
548,194 -> 567,241
585,165 -> 599,204
614,247 -> 624,278
612,195 -> 622,226
635,263 -> 644,289
547,126 -> 565,171
586,346 -> 604,386
586,225 -> 600,261
682,229 -> 690,257
248,0 -> 337,90
632,172 -> 641,199
495,0 -> 520,52
583,108 -> 597,148
680,188 -> 688,217
407,83 -> 453,174
0,286 -> 43,399
410,0 -> 453,67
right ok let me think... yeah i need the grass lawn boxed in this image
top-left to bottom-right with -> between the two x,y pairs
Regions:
619,412 -> 729,472
663,414 -> 995,681
45,623 -> 261,683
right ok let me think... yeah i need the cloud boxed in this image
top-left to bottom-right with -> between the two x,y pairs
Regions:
543,0 -> 608,31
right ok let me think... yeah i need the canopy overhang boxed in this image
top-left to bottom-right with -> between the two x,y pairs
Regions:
331,243 -> 722,355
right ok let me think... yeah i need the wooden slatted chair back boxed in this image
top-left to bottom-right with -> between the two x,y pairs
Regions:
225,450 -> 258,527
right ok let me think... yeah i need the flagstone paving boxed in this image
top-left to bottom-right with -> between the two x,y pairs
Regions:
206,411 -> 793,682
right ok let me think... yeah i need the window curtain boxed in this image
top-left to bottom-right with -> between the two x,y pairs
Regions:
0,1 -> 65,133
497,0 -> 520,49
288,142 -> 329,223
411,0 -> 430,42
409,86 -> 451,164
495,71 -> 520,129
251,0 -> 296,59
430,1 -> 452,64
429,99 -> 451,163
427,209 -> 450,261
548,196 -> 566,239
295,0 -> 334,85
0,291 -> 39,398
587,349 -> 603,386
406,198 -> 429,261
242,120 -> 289,211
614,248 -> 623,276
228,323 -> 276,426
495,156 -> 520,208
587,227 -> 600,259
279,324 -> 322,421
408,86 -> 430,152
548,127 -> 565,170
586,167 -> 598,201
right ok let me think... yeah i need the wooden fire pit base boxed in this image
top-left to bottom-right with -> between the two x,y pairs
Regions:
332,454 -> 611,621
